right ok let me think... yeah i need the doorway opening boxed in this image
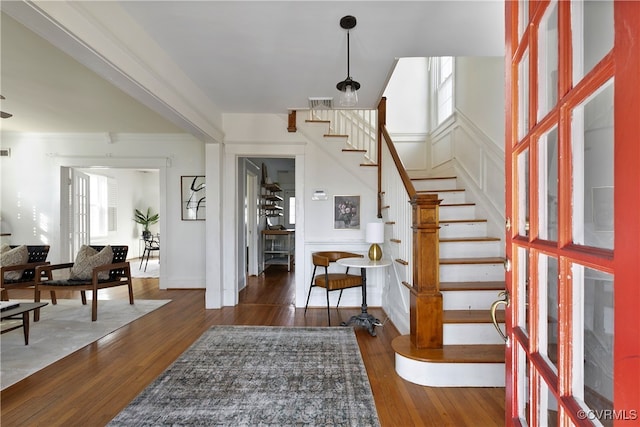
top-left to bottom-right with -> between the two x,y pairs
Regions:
63,166 -> 161,278
239,157 -> 295,304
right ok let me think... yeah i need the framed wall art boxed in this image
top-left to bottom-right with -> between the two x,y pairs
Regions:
334,195 -> 360,229
181,176 -> 206,220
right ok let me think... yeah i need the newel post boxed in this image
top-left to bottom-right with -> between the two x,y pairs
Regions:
409,193 -> 442,348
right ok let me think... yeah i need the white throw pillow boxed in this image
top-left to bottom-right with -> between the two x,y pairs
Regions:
1,244 -> 29,281
70,245 -> 113,281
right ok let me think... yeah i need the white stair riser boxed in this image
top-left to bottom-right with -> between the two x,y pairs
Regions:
439,240 -> 502,258
395,355 -> 505,387
439,222 -> 487,238
428,191 -> 466,204
440,263 -> 504,282
442,290 -> 505,310
444,323 -> 506,345
439,204 -> 476,220
412,178 -> 458,191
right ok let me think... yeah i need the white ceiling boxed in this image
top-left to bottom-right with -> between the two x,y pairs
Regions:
0,1 -> 504,138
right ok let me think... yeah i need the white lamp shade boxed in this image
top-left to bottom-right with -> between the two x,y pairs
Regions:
366,222 -> 384,244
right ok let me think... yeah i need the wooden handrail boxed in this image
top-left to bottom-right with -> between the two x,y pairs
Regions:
380,126 -> 416,199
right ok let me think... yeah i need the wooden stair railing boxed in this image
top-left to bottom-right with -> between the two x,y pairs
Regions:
378,97 -> 443,349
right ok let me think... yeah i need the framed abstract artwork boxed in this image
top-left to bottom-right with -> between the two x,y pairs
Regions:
181,176 -> 206,220
334,195 -> 360,229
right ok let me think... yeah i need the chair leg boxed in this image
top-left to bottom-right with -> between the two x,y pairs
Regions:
326,289 -> 331,326
139,250 -> 146,269
304,267 -> 318,316
81,291 -> 87,305
34,288 -> 41,322
337,289 -> 344,308
304,284 -> 315,315
144,250 -> 150,271
92,292 -> 98,321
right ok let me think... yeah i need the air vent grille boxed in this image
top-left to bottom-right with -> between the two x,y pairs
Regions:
308,97 -> 333,110
0,148 -> 10,157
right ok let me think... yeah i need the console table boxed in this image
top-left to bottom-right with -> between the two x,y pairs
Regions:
336,257 -> 391,336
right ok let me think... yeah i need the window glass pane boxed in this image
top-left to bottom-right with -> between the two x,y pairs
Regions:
517,247 -> 530,335
571,80 -> 614,250
540,255 -> 559,370
577,265 -> 614,419
539,127 -> 558,241
538,377 -> 559,427
538,1 -> 559,120
518,51 -> 530,140
440,56 -> 453,82
517,343 -> 531,424
288,196 -> 295,225
518,0 -> 529,40
572,0 -> 614,82
518,148 -> 530,237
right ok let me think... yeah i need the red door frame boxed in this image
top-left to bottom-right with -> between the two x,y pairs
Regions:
504,1 -> 640,425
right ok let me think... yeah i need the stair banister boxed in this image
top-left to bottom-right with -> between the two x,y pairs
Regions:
377,97 -> 443,349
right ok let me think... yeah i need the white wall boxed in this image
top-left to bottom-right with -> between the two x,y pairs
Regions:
0,131 -> 206,289
384,57 -> 429,171
220,113 -> 381,310
456,57 -> 505,146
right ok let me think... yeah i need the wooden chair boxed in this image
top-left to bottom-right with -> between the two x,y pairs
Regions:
1,245 -> 52,300
34,245 -> 133,321
304,251 -> 363,325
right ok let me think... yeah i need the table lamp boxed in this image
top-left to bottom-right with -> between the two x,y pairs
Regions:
366,222 -> 384,261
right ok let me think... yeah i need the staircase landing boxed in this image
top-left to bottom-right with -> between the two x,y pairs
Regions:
392,336 -> 506,387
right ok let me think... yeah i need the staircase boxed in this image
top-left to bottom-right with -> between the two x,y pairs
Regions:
297,108 -> 506,387
392,175 -> 506,387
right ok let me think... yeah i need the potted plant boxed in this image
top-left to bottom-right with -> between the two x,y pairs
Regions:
134,208 -> 159,240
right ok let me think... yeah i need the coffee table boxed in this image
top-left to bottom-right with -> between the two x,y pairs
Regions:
1,302 -> 48,345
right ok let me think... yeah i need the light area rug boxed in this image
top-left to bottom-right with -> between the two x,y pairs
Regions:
130,258 -> 159,278
1,298 -> 170,390
109,326 -> 380,426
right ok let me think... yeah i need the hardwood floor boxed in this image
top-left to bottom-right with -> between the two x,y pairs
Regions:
0,265 -> 505,426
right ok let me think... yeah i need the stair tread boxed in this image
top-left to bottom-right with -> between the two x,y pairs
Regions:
440,218 -> 487,223
440,281 -> 506,291
440,237 -> 501,242
342,148 -> 366,152
324,134 -> 348,138
440,257 -> 505,265
444,309 -> 505,324
440,203 -> 476,207
410,176 -> 457,181
417,189 -> 465,193
392,336 -> 505,363
305,119 -> 330,123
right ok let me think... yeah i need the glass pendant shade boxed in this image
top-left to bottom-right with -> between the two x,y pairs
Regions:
339,84 -> 358,107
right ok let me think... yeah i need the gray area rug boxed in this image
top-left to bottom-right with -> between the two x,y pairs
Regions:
1,299 -> 170,389
109,326 -> 380,426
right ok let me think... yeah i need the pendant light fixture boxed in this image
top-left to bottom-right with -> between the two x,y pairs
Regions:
336,15 -> 360,108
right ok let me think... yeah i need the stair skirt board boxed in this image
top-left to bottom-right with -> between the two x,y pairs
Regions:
395,354 -> 506,387
444,323 -> 506,345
